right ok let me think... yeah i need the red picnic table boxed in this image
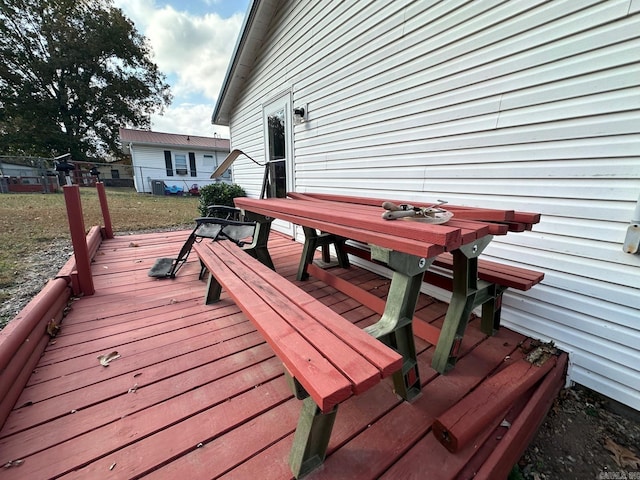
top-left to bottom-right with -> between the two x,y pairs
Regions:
234,193 -> 541,402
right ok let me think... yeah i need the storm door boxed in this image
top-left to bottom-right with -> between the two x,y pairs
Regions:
263,93 -> 294,236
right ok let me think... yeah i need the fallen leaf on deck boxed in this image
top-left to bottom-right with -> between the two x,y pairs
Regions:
3,459 -> 24,468
129,242 -> 139,247
604,437 -> 640,468
46,318 -> 60,337
525,340 -> 558,366
97,351 -> 121,367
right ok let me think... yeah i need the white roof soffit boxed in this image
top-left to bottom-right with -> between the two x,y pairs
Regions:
212,0 -> 280,126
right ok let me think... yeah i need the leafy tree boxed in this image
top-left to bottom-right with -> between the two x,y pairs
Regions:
0,0 -> 172,161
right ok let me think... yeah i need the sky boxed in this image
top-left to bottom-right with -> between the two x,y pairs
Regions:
112,0 -> 251,139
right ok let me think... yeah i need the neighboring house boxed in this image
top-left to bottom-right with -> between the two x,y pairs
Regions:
97,161 -> 135,188
212,1 -> 640,410
119,128 -> 231,194
0,157 -> 59,193
67,160 -> 135,188
0,159 -> 41,177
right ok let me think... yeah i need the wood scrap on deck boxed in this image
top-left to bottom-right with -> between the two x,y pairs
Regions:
432,341 -> 560,453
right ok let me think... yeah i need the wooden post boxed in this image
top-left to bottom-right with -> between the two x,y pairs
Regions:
63,185 -> 95,296
95,182 -> 113,239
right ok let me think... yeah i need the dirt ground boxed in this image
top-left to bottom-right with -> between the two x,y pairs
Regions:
516,384 -> 640,480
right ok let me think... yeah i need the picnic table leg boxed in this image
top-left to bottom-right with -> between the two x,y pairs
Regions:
240,211 -> 275,269
285,371 -> 338,478
432,236 -> 493,374
204,272 -> 222,304
365,248 -> 434,401
289,397 -> 338,478
480,285 -> 506,335
297,227 -> 350,281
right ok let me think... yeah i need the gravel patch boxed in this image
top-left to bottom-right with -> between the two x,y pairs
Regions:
0,238 -> 73,329
0,226 -> 191,329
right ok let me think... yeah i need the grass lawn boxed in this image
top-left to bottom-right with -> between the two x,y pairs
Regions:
0,187 -> 200,300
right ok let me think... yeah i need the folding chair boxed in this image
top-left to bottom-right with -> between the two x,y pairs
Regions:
147,206 -> 256,279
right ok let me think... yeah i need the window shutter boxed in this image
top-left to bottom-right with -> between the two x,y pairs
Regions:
189,152 -> 197,177
164,150 -> 173,176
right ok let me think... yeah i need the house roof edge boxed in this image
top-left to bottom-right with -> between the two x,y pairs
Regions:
212,0 -> 279,127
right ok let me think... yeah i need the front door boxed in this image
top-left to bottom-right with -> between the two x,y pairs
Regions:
263,93 -> 295,236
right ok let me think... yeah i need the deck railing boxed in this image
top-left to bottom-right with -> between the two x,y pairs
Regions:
0,182 -> 112,430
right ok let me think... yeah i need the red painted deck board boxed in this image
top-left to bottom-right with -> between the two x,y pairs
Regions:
0,230 -> 564,479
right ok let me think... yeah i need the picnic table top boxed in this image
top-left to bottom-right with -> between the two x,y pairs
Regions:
234,193 -> 540,256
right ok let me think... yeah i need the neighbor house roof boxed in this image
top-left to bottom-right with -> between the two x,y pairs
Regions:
119,127 -> 230,151
211,0 -> 281,126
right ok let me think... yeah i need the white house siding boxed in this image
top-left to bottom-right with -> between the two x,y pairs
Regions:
130,145 -> 227,194
225,0 -> 640,409
0,162 -> 41,177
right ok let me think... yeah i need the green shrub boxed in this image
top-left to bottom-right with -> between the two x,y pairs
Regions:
197,182 -> 246,216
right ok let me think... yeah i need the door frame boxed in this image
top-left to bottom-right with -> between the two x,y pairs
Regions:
263,90 -> 295,237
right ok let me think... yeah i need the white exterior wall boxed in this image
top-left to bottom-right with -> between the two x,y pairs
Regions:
0,162 -> 41,177
226,0 -> 640,409
130,145 -> 228,194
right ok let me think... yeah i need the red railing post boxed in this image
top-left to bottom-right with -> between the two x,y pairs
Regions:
63,185 -> 95,296
95,182 -> 114,239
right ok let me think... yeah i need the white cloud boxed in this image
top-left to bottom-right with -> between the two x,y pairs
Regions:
144,7 -> 243,100
113,0 -> 243,135
151,103 -> 229,138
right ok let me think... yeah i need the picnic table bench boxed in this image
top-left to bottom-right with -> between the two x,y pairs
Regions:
343,244 -> 544,336
286,192 -> 543,333
234,193 -> 544,383
192,237 -> 402,479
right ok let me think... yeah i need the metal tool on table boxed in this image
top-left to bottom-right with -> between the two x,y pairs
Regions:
381,200 -> 453,224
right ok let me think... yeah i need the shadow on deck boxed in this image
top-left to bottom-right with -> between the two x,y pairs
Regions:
0,230 -> 566,479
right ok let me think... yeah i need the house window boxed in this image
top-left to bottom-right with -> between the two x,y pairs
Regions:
164,150 -> 173,176
204,154 -> 214,166
111,169 -> 120,179
175,154 -> 188,175
266,108 -> 286,198
189,152 -> 197,177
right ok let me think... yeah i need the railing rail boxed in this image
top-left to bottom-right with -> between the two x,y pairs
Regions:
0,182 -> 113,430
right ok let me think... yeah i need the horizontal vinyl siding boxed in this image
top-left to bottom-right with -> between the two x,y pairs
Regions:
226,0 -> 640,409
131,146 -> 228,193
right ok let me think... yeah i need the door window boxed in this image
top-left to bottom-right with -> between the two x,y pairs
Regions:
263,93 -> 295,236
266,108 -> 287,198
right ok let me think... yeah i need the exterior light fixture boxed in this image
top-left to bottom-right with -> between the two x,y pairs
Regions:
293,105 -> 307,124
623,193 -> 640,254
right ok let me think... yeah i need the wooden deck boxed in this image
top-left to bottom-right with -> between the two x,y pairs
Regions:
0,230 -> 566,479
